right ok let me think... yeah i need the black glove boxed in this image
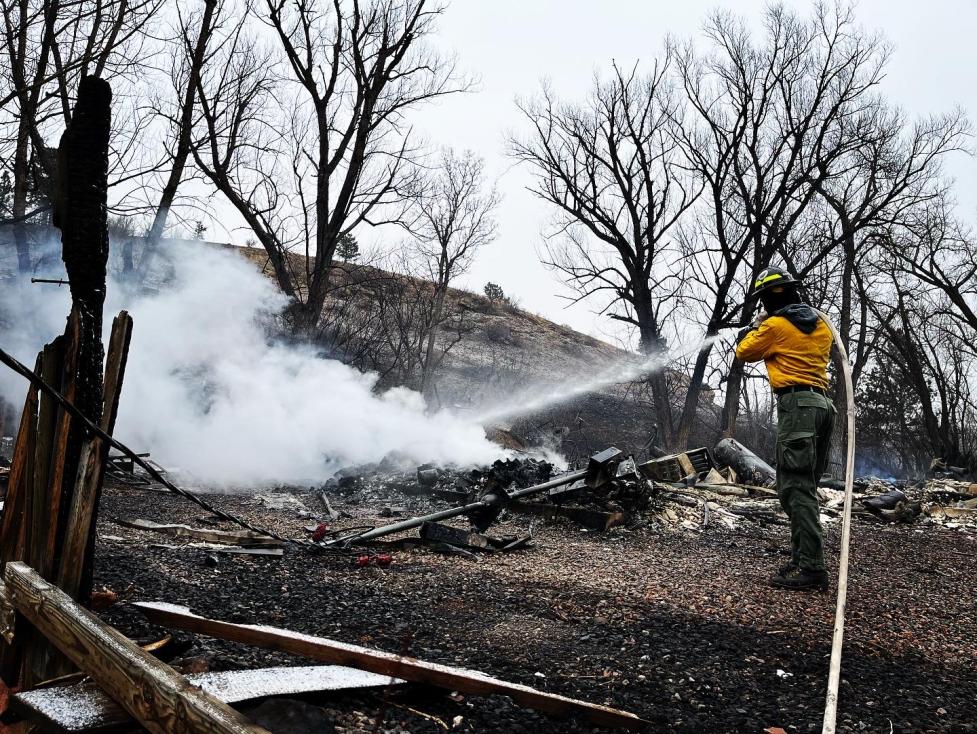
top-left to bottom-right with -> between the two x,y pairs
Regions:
735,327 -> 753,343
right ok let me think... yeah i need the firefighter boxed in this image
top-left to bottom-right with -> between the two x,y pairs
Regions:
736,266 -> 834,591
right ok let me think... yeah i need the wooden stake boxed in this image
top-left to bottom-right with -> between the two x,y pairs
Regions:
133,602 -> 646,730
4,563 -> 270,734
0,358 -> 40,686
0,355 -> 41,568
43,311 -> 81,578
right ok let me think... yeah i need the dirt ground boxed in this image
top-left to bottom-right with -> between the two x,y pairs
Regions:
95,480 -> 977,734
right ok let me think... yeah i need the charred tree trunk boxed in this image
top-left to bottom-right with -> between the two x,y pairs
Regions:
634,292 -> 674,449
12,115 -> 34,273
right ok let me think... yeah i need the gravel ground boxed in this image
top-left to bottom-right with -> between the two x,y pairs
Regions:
94,480 -> 977,734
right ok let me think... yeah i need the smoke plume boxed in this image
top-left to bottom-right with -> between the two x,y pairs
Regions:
0,239 -> 501,486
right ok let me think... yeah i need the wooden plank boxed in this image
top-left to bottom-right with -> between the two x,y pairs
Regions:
133,602 -> 646,730
3,563 -> 270,734
0,357 -> 40,687
0,355 -> 41,568
23,341 -> 64,687
13,665 -> 401,734
57,312 -> 133,601
44,310 -> 81,579
118,520 -> 283,547
26,339 -> 62,577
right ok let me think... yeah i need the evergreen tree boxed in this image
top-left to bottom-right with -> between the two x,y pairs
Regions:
483,282 -> 505,302
336,233 -> 360,261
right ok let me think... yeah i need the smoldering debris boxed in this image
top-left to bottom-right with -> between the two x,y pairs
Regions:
1,240 -> 504,486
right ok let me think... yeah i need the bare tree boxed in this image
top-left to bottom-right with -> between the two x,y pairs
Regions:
671,2 -> 889,440
192,0 -> 466,335
511,61 -> 698,447
136,0 -> 224,275
886,198 -> 977,338
868,278 -> 977,468
0,0 -> 162,268
406,148 -> 499,397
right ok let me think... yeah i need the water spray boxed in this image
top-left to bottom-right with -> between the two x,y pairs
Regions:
475,333 -> 730,425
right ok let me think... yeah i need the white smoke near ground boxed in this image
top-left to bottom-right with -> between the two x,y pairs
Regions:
0,239 -> 502,486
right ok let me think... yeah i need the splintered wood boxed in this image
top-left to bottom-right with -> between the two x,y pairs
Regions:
118,519 -> 283,547
133,601 -> 647,730
3,563 -> 270,734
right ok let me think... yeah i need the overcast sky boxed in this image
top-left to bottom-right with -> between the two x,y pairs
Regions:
211,0 -> 977,347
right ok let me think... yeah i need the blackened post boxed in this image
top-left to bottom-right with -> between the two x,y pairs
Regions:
56,75 -> 111,426
53,76 -> 112,604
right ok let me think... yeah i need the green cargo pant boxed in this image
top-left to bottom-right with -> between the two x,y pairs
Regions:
776,391 -> 835,572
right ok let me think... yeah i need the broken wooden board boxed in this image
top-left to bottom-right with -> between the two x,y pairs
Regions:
58,310 -> 133,602
14,665 -> 402,733
133,602 -> 646,731
3,564 -> 270,734
147,544 -> 284,556
117,519 -> 282,547
509,502 -> 625,532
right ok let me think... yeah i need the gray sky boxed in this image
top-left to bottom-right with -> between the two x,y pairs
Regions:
205,0 -> 977,347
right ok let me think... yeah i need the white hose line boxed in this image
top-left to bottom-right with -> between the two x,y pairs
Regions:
816,310 -> 857,734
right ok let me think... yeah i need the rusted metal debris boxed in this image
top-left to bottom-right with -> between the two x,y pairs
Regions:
639,447 -> 714,483
325,448 -> 624,547
418,521 -> 531,552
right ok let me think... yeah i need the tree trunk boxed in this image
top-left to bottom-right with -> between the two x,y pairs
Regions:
634,295 -> 674,449
719,359 -> 745,439
12,114 -> 33,273
140,0 -> 219,278
675,335 -> 717,448
420,288 -> 447,399
56,75 -> 112,602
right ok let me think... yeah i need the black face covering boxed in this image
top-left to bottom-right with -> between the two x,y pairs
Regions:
759,285 -> 801,315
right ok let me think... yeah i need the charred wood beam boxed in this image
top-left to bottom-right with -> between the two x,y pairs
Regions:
3,563 -> 270,734
55,75 -> 111,428
133,602 -> 646,730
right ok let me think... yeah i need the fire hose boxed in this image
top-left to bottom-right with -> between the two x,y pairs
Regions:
722,307 -> 855,732
815,310 -> 856,734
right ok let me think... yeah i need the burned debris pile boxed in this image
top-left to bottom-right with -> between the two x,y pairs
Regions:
298,437 -> 977,557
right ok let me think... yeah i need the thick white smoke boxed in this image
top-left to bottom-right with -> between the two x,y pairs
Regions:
0,239 -> 502,486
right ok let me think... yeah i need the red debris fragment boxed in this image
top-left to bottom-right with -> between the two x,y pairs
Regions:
355,555 -> 371,568
311,523 -> 330,542
90,589 -> 119,612
374,553 -> 393,568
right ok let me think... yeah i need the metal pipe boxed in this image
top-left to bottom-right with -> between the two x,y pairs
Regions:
332,469 -> 588,545
817,309 -> 856,734
30,277 -> 70,286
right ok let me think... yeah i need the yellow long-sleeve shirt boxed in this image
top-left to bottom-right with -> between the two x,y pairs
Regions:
735,312 -> 832,390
